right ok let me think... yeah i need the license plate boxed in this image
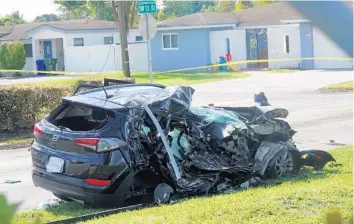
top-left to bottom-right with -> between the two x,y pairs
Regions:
46,157 -> 64,173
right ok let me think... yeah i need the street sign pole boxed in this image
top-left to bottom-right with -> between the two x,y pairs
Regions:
138,0 -> 156,83
145,14 -> 153,84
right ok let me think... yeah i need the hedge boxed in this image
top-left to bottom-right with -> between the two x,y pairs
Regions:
0,78 -> 135,132
0,85 -> 71,132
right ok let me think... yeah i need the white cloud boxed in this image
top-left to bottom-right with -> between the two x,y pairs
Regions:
0,0 -> 59,22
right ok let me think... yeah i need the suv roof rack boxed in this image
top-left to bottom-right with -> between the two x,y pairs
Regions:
73,80 -> 166,96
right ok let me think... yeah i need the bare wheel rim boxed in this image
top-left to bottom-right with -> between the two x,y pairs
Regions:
275,150 -> 293,177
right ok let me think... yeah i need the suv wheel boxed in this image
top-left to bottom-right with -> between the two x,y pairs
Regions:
267,150 -> 294,178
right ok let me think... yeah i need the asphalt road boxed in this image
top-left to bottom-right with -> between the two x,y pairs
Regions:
0,70 -> 352,212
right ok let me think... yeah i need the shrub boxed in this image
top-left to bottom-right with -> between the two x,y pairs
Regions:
0,78 -> 136,132
0,41 -> 26,76
0,85 -> 71,132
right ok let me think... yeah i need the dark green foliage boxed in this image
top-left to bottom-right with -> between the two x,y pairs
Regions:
0,41 -> 26,71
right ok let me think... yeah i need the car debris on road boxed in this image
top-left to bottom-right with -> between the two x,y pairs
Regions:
30,83 -> 336,208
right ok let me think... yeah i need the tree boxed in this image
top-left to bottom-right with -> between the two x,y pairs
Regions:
0,41 -> 26,76
0,11 -> 25,25
203,0 -> 273,12
33,14 -> 60,22
157,1 -> 216,21
111,1 -> 131,78
253,0 -> 273,6
86,1 -> 115,21
55,0 -> 88,19
55,0 -> 139,25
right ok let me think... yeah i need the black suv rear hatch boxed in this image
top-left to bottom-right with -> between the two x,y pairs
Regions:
34,101 -> 116,154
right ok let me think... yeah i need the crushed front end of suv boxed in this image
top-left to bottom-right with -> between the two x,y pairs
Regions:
31,84 -> 335,207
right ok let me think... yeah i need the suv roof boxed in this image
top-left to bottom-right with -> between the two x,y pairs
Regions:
64,84 -> 170,110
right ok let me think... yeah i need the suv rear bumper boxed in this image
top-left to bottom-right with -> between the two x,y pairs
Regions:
32,167 -> 133,207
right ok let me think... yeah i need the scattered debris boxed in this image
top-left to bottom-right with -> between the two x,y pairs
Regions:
254,92 -> 271,106
37,199 -> 61,210
4,180 -> 21,184
328,140 -> 346,147
329,163 -> 343,168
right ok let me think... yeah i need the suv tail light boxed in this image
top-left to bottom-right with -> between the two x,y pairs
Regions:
85,178 -> 111,186
34,123 -> 43,138
74,138 -> 127,153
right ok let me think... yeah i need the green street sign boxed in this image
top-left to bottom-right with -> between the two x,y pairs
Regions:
138,1 -> 157,14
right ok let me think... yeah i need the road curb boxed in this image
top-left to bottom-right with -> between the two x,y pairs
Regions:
0,143 -> 31,151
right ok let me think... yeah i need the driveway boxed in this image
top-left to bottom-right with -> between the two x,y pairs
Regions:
191,70 -> 353,150
0,70 -> 352,212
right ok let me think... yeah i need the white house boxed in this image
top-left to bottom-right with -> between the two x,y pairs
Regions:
0,19 -> 148,73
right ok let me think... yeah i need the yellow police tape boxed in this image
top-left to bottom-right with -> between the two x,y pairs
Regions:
154,57 -> 353,74
0,57 -> 352,76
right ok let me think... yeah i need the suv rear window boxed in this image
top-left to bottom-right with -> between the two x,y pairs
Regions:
48,103 -> 113,132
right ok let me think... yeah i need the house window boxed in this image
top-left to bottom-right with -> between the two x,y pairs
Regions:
226,38 -> 230,54
104,36 -> 113,45
24,44 -> 33,57
285,35 -> 290,54
135,36 -> 143,42
74,38 -> 84,46
162,34 -> 178,50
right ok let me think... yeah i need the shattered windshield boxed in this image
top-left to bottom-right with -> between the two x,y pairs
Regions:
189,105 -> 246,127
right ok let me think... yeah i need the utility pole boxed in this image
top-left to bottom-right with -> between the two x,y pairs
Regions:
145,14 -> 153,83
111,1 -> 131,78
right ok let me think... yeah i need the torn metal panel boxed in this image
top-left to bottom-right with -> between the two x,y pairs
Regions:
143,104 -> 181,180
253,108 -> 289,124
112,86 -> 194,115
119,86 -> 335,196
250,121 -> 288,135
300,150 -> 336,170
124,108 -> 149,167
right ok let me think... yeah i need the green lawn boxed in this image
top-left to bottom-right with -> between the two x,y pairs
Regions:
12,146 -> 353,224
318,81 -> 353,92
26,72 -> 249,87
0,137 -> 33,150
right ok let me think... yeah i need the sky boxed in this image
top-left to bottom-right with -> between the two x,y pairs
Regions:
0,0 -> 165,22
0,0 -> 59,21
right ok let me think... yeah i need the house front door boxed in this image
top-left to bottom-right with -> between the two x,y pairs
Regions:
43,40 -> 52,59
246,29 -> 269,69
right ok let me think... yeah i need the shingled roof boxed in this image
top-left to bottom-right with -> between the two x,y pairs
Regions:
0,25 -> 14,37
158,1 -> 353,28
0,19 -> 116,41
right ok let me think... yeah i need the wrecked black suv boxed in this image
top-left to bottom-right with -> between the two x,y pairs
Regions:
31,83 -> 335,207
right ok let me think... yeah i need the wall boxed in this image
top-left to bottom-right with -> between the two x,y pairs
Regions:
313,26 -> 353,69
299,23 -> 314,69
64,29 -> 141,47
56,39 -> 65,71
28,26 -> 65,40
267,25 -> 301,69
23,58 -> 34,71
151,29 -> 210,71
64,43 -> 147,72
209,29 -> 247,69
22,39 -> 34,71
